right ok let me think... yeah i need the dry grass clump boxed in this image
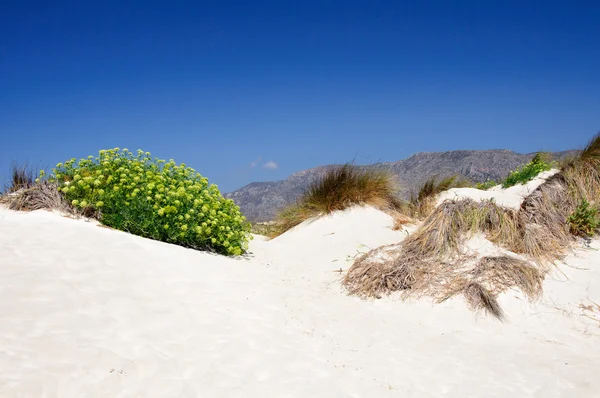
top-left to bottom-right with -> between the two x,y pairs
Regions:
306,164 -> 404,213
469,256 -> 544,300
391,211 -> 413,231
410,174 -> 472,218
4,163 -> 35,193
271,164 -> 409,237
576,132 -> 600,164
403,199 -> 521,258
344,251 -> 543,320
457,256 -> 544,320
343,196 -> 549,319
343,242 -> 466,299
518,133 -> 600,261
461,283 -> 506,320
0,181 -> 75,214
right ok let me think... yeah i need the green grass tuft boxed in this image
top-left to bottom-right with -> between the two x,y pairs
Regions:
475,179 -> 498,190
568,199 -> 599,237
502,153 -> 553,188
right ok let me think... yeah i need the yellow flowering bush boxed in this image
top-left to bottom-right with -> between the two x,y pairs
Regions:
50,148 -> 251,255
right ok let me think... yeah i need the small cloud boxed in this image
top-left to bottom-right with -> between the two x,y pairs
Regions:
263,161 -> 278,170
249,156 -> 262,168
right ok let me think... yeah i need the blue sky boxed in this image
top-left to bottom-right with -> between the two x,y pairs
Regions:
1,1 -> 599,192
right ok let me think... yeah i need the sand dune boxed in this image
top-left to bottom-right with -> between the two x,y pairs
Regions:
0,203 -> 599,397
436,169 -> 559,209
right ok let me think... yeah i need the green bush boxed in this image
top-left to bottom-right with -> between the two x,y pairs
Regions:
502,153 -> 553,188
49,148 -> 251,255
568,199 -> 599,237
475,179 -> 498,190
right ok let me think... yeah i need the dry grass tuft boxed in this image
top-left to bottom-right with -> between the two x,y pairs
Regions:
518,133 -> 600,261
344,250 -> 542,320
469,256 -> 544,300
391,210 -> 413,231
271,164 -> 410,237
344,197 -> 547,319
0,181 -> 75,214
456,256 -> 544,319
462,283 -> 505,320
518,174 -> 573,262
411,174 -> 472,218
343,242 -> 464,299
4,162 -> 35,193
577,132 -> 600,165
403,199 -> 521,258
305,164 -> 404,213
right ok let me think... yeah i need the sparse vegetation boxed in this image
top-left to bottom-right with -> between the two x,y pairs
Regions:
0,181 -> 73,213
344,245 -> 544,320
518,133 -> 600,260
250,222 -> 279,237
344,133 -> 600,319
343,198 -> 525,311
271,164 -> 407,237
403,199 -> 521,258
502,152 -> 553,188
4,162 -> 35,193
475,179 -> 497,190
410,174 -> 472,218
568,199 -> 599,237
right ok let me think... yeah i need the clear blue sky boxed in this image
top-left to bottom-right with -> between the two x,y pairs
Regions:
1,1 -> 599,192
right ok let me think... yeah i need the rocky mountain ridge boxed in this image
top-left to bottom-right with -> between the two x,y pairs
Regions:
225,149 -> 578,221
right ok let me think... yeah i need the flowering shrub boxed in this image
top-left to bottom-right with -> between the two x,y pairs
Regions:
49,148 -> 251,255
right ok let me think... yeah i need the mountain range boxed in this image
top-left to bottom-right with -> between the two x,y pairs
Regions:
225,149 -> 578,222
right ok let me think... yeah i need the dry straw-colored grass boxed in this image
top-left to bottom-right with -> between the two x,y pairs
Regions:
461,283 -> 506,320
410,174 -> 472,219
402,199 -> 521,258
4,162 -> 35,194
344,249 -> 543,320
518,133 -> 600,261
0,181 -> 75,215
344,133 -> 600,319
445,256 -> 544,320
270,164 -> 410,237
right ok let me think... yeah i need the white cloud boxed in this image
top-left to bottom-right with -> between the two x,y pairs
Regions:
263,161 -> 278,170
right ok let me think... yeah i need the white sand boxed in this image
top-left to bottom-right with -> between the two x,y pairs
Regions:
436,169 -> 559,209
1,204 -> 599,397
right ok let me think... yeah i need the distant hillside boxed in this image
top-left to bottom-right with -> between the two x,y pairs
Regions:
225,149 -> 578,222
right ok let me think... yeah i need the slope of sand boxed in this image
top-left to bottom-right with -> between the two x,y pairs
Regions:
0,205 -> 599,397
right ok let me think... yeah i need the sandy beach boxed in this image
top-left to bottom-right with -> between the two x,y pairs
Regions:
1,201 -> 599,397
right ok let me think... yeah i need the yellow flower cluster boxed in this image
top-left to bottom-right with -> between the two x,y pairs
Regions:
50,148 -> 251,255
